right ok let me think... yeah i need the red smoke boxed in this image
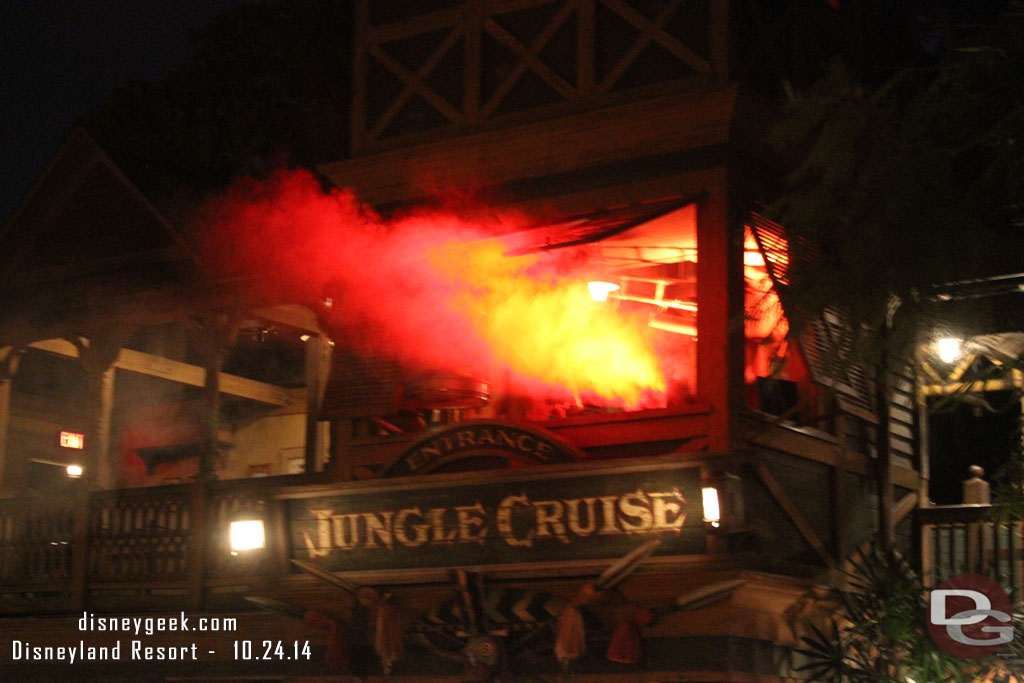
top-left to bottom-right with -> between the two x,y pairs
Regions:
196,170 -> 670,407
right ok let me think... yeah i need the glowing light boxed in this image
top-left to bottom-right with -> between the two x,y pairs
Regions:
702,487 -> 720,524
229,520 -> 265,551
59,431 -> 84,449
587,281 -> 620,302
66,464 -> 83,478
299,334 -> 311,342
937,338 -> 961,363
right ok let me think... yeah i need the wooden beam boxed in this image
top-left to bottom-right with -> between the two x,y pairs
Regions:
893,491 -> 918,525
320,87 -> 737,205
920,376 -> 1019,396
28,339 -> 304,406
752,459 -> 837,569
251,305 -> 323,334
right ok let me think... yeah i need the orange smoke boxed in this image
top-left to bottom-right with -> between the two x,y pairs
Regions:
197,170 -> 666,407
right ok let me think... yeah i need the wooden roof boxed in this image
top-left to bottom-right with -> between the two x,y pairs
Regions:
0,127 -> 199,292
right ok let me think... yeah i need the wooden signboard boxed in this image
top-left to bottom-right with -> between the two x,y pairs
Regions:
287,461 -> 705,573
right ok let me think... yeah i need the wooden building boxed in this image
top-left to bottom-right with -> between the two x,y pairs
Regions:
0,2 -> 940,681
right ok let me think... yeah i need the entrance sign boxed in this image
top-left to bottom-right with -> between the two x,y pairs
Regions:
286,461 -> 704,573
381,421 -> 582,477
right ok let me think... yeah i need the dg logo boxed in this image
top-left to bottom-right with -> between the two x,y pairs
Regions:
927,573 -> 1013,659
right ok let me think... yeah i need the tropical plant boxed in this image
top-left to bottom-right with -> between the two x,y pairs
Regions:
796,545 -> 1022,682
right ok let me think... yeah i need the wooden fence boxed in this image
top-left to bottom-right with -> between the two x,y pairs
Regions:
917,504 -> 1024,600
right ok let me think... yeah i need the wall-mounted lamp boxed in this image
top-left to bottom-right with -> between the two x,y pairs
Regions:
702,472 -> 744,532
229,519 -> 266,554
588,281 -> 620,302
936,337 -> 961,364
30,457 -> 84,479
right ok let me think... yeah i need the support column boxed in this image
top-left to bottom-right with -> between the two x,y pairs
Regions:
304,333 -> 332,475
194,313 -> 240,482
696,179 -> 746,451
0,346 -> 24,496
74,336 -> 121,490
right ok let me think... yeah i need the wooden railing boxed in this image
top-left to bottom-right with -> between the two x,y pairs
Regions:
0,475 -> 314,614
916,505 -> 1024,599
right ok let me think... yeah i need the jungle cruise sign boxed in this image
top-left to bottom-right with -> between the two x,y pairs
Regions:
287,455 -> 705,572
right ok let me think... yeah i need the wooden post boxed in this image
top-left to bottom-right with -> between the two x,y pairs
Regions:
304,334 -> 332,475
351,0 -> 369,153
0,347 -> 24,496
187,480 -> 207,610
875,359 -> 894,550
194,313 -> 240,482
74,335 -> 122,490
831,414 -> 849,570
696,181 -> 745,451
709,0 -> 730,84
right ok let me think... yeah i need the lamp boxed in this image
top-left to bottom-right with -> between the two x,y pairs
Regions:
588,281 -> 620,302
229,519 -> 266,553
702,472 -> 744,532
936,337 -> 961,364
66,464 -> 83,478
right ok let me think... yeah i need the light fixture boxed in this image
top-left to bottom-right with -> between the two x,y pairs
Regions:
588,281 -> 620,302
299,334 -> 311,342
66,464 -> 83,478
937,337 -> 961,364
229,519 -> 266,553
701,487 -> 721,527
701,472 -> 744,532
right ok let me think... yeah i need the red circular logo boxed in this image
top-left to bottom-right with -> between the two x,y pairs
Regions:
927,573 -> 1013,659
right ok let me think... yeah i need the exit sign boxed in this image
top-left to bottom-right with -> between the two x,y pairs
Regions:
60,431 -> 84,449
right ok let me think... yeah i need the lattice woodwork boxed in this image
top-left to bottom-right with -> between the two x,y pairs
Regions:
88,487 -> 190,581
353,0 -> 724,152
0,500 -> 74,585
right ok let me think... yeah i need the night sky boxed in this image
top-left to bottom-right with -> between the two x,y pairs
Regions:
0,0 -> 251,223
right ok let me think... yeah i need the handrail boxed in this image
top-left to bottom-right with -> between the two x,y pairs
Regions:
915,504 -> 1023,600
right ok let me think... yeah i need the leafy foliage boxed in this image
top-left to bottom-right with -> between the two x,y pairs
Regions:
767,2 -> 1024,365
795,545 -> 1017,682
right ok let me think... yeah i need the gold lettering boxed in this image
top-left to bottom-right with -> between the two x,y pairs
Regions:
302,530 -> 330,558
564,497 -> 598,536
533,499 -> 569,543
618,490 -> 654,532
430,507 -> 457,544
363,511 -> 395,549
497,430 -> 518,449
534,440 -> 553,460
497,493 -> 534,547
455,503 -> 488,545
516,434 -> 536,453
405,449 -> 428,471
475,428 -> 496,446
312,509 -> 332,550
332,514 -> 360,548
455,430 -> 476,449
394,508 -> 429,547
650,491 -> 686,531
598,496 -> 621,535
